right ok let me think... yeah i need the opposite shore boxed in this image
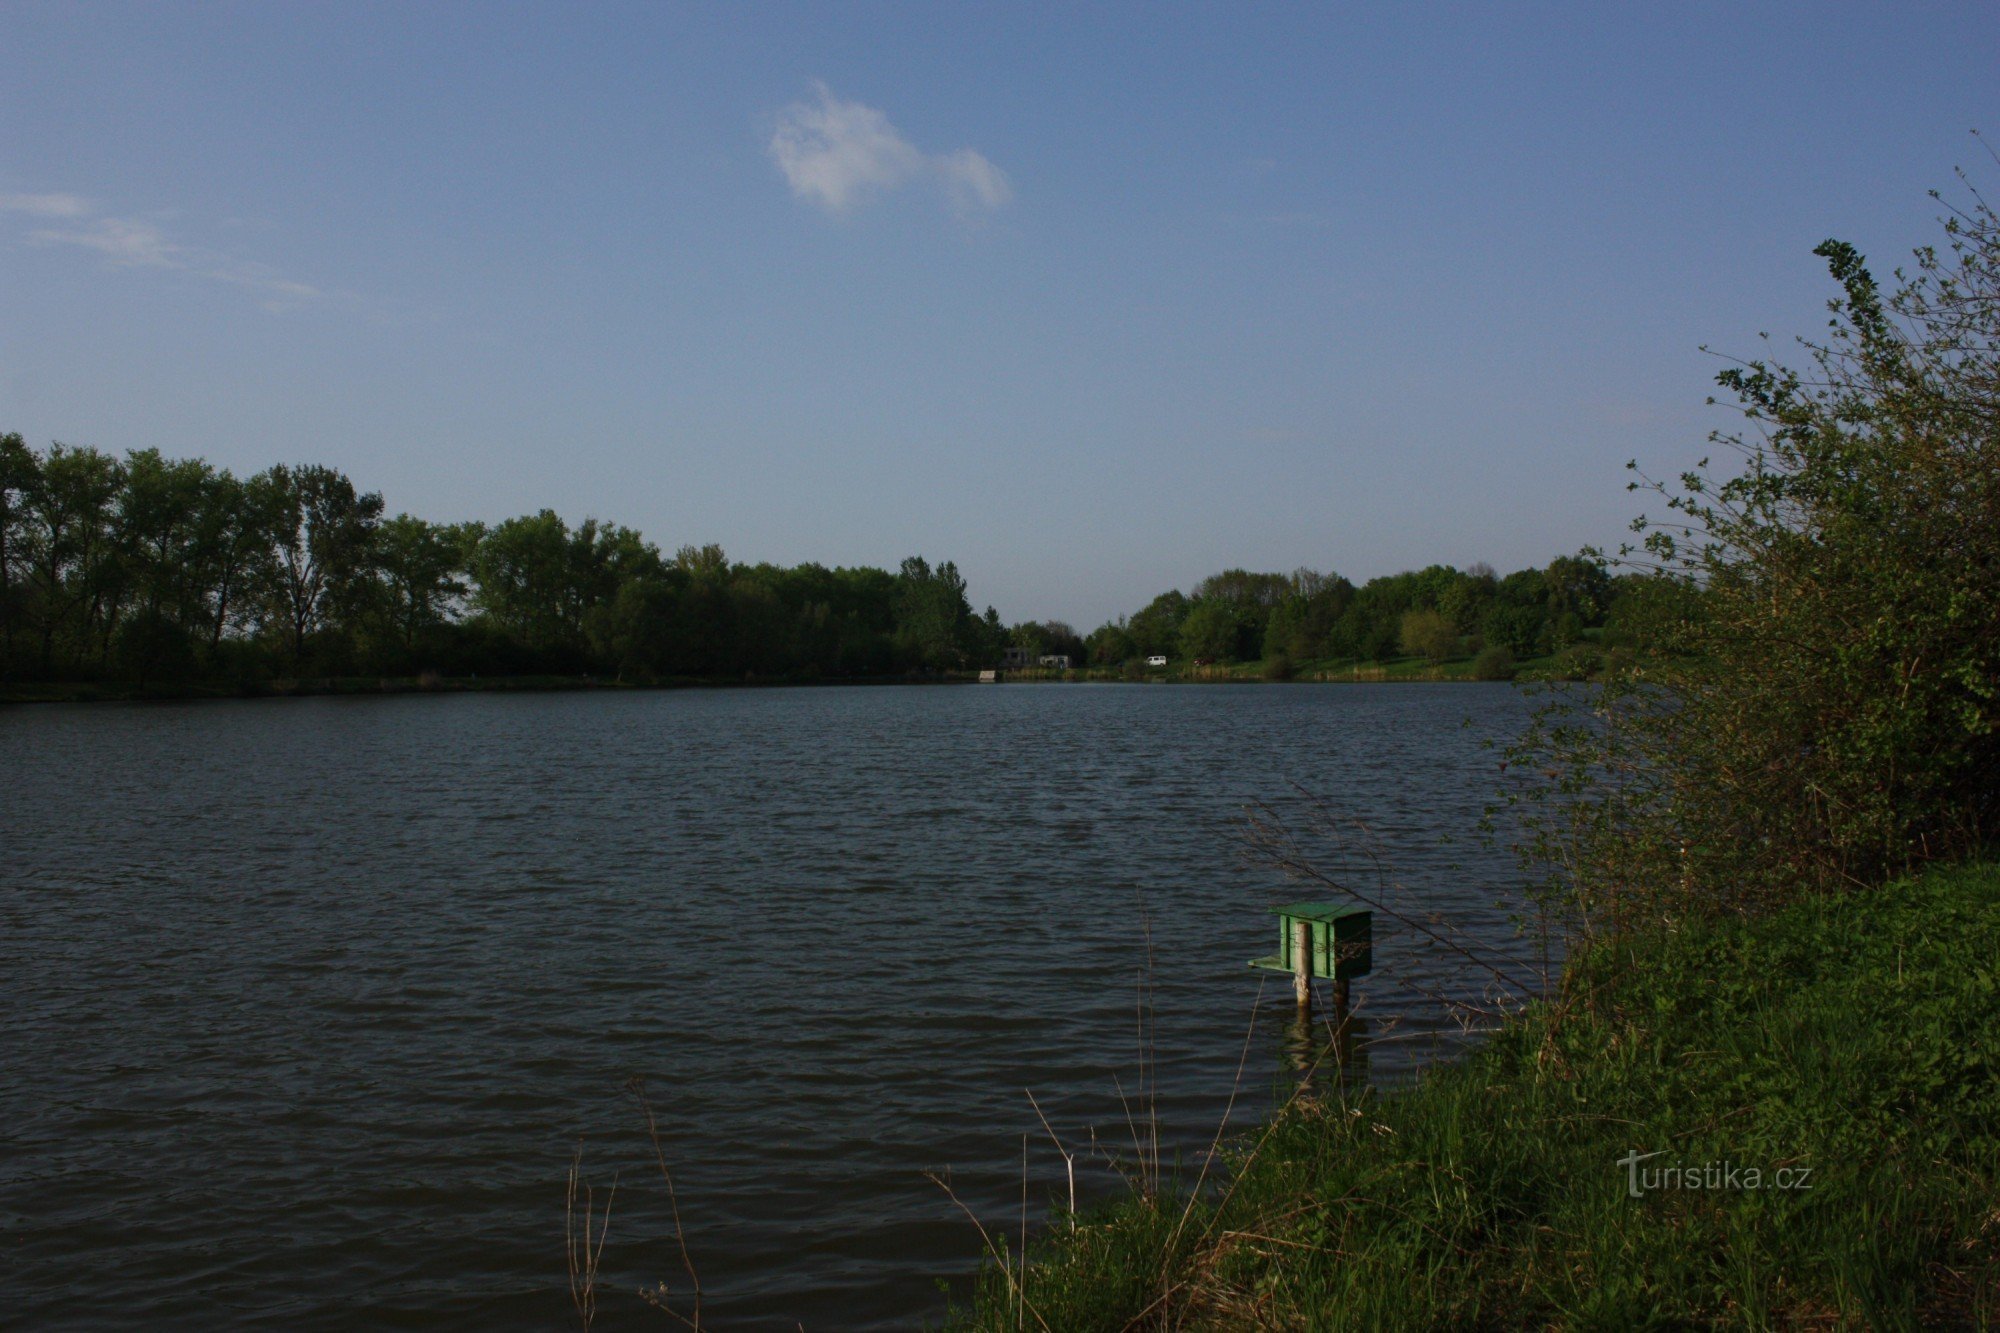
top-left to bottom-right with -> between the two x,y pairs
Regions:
0,649 -> 1580,706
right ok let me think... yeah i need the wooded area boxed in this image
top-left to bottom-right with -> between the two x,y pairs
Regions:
0,433 -> 1631,690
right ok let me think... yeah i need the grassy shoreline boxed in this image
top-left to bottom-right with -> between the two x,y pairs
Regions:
951,862 -> 2000,1329
0,654 -> 1573,705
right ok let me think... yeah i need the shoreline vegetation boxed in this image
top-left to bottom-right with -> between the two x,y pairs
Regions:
2,432 -> 1634,703
943,193 -> 2000,1327
0,649 -> 1586,706
948,861 -> 2000,1329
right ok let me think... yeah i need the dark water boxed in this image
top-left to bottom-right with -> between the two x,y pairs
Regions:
1,683 -> 1544,1330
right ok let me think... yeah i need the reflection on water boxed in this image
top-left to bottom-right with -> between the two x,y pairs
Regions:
1274,1004 -> 1370,1092
1,683 -> 1540,1329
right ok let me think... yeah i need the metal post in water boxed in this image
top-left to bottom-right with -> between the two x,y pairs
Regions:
1294,917 -> 1312,1009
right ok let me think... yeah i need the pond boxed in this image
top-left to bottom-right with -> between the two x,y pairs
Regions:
0,682 -> 1546,1329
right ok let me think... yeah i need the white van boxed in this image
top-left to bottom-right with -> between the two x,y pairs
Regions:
1145,655 -> 1168,668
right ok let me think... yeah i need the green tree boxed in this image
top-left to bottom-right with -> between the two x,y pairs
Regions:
0,433 -> 38,675
1514,194 -> 2000,928
264,463 -> 385,666
374,515 -> 471,656
115,448 -> 218,682
194,469 -> 283,663
895,555 -> 976,670
24,443 -> 125,676
1177,599 -> 1242,661
1087,619 -> 1138,665
1127,589 -> 1190,656
468,511 -> 657,664
1398,608 -> 1458,664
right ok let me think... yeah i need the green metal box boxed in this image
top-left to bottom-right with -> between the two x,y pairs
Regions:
1248,902 -> 1373,980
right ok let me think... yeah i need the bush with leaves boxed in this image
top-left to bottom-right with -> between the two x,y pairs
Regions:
1471,645 -> 1516,681
1507,167 -> 2000,932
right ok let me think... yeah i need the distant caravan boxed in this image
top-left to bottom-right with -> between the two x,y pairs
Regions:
1145,655 -> 1168,668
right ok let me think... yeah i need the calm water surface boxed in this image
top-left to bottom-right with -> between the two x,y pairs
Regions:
1,683 -> 1542,1330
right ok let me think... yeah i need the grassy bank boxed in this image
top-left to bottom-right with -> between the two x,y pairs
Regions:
0,659 -> 1580,704
953,861 -> 2000,1329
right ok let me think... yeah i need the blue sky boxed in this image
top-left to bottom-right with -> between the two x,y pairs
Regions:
1,3 -> 1992,627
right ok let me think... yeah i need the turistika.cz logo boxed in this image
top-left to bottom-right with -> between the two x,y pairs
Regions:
1617,1150 -> 1813,1198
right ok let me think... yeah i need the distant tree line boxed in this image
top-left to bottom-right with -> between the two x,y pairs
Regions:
1077,556 -> 1648,674
0,433 -> 1645,691
0,435 -> 1009,686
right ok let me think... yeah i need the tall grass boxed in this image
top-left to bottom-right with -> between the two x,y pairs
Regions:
949,861 -> 2000,1329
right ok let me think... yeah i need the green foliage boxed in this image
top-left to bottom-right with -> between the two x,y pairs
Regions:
1510,188 -> 2000,925
1396,607 -> 1458,664
896,555 -> 981,671
265,462 -> 385,665
1085,619 -> 1137,666
1176,599 -> 1244,662
0,435 -> 1006,687
1077,558 -> 1609,678
1125,590 -> 1190,657
952,862 -> 2000,1329
1471,644 -> 1516,680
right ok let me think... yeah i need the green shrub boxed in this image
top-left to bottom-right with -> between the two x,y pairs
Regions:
951,863 -> 2000,1331
1471,645 -> 1516,680
1397,608 -> 1457,664
1262,653 -> 1295,681
1547,643 -> 1603,680
1510,186 -> 2000,925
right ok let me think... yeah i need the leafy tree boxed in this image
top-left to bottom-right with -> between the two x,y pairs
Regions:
1398,608 -> 1458,664
1543,554 -> 1611,625
1190,568 -> 1291,608
264,463 -> 384,666
24,443 -> 124,675
0,433 -> 38,675
895,555 -> 976,670
469,510 -> 657,665
195,469 -> 283,662
115,448 -> 218,682
1127,589 -> 1190,656
1513,189 -> 2000,927
1263,596 -> 1307,660
1177,599 -> 1242,661
1087,619 -> 1138,665
1013,619 -> 1084,663
1438,565 -> 1496,633
374,515 -> 472,656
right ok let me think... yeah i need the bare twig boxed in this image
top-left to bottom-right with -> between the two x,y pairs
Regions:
924,1168 -> 1052,1333
626,1076 -> 703,1330
1024,1090 -> 1076,1228
1164,975 -> 1266,1260
1019,1134 -> 1028,1331
565,1143 -> 616,1333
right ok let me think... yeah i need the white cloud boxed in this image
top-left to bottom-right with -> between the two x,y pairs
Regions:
936,148 -> 1012,214
768,83 -> 1011,218
7,190 -> 322,308
0,192 -> 91,218
770,82 -> 925,212
32,216 -> 181,267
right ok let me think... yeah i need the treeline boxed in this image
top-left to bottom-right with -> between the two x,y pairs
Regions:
0,432 -> 1643,692
1023,557 -> 1647,675
0,435 -> 1009,686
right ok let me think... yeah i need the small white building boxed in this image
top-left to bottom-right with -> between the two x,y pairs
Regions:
1038,654 -> 1072,670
